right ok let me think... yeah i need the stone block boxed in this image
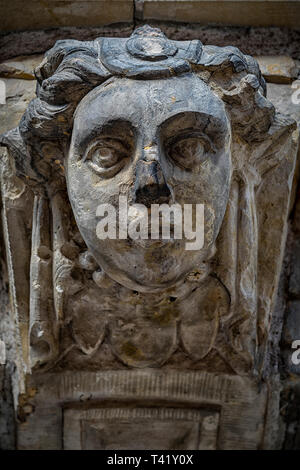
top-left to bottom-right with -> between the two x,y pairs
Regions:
0,55 -> 43,80
0,78 -> 36,134
0,0 -> 133,32
139,1 -> 300,28
255,56 -> 299,84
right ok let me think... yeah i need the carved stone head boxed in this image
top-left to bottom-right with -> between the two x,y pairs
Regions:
1,26 -> 275,294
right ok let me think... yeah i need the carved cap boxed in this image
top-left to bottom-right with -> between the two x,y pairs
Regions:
100,25 -> 202,78
125,25 -> 178,60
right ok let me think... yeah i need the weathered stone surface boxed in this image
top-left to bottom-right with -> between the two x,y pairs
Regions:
255,56 -> 299,84
281,380 -> 300,449
0,55 -> 43,80
288,241 -> 300,297
0,0 -> 133,32
282,349 -> 300,377
0,79 -> 36,134
284,301 -> 300,344
0,26 -> 298,449
0,65 -> 33,80
267,82 -> 300,126
0,341 -> 5,365
138,0 -> 300,28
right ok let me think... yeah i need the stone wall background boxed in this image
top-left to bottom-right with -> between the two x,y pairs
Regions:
0,0 -> 300,450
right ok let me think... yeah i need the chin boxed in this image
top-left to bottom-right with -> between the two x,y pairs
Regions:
102,259 -> 187,293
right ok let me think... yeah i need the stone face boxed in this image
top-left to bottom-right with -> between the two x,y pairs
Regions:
255,56 -> 299,84
0,27 -> 298,449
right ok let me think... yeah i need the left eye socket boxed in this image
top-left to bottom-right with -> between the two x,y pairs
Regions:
167,134 -> 215,170
85,139 -> 129,178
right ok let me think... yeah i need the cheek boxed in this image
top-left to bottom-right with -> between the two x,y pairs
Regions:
167,156 -> 230,241
169,160 -> 229,204
66,161 -> 105,226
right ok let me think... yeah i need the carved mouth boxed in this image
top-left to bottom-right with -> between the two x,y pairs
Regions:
147,221 -> 176,238
134,239 -> 176,247
131,233 -> 180,249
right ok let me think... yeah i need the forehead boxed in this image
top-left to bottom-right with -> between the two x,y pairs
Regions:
73,74 -> 227,136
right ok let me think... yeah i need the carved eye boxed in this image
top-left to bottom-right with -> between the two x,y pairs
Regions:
85,139 -> 129,178
168,135 -> 214,170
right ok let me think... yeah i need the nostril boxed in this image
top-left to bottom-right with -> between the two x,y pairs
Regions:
134,160 -> 171,207
135,183 -> 171,207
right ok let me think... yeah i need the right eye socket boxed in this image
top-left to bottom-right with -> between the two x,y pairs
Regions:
85,139 -> 129,178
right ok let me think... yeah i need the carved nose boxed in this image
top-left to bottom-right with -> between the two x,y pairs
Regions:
134,160 -> 171,207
